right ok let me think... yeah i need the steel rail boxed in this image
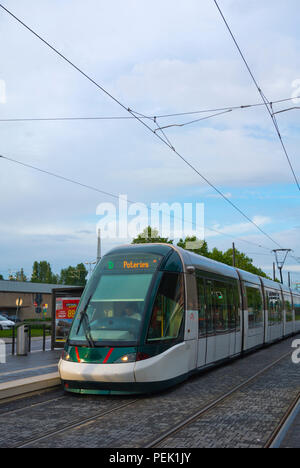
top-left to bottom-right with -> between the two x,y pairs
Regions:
145,349 -> 293,448
265,393 -> 300,448
11,398 -> 139,448
0,391 -> 65,417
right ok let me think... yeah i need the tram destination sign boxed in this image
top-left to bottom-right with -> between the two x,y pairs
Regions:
102,253 -> 162,273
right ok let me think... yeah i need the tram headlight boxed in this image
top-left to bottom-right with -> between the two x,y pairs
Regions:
61,350 -> 71,361
114,353 -> 137,363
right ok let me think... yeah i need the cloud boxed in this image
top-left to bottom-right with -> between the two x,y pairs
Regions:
206,215 -> 271,238
0,0 -> 299,276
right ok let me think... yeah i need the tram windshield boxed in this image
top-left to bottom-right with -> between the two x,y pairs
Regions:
69,252 -> 162,345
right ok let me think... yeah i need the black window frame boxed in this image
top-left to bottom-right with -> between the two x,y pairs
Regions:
244,282 -> 264,330
196,270 -> 241,338
145,271 -> 185,345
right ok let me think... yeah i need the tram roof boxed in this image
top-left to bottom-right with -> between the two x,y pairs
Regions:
104,243 -> 174,257
174,246 -> 240,279
103,244 -> 300,295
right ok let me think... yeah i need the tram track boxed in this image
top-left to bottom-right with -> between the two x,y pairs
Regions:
144,349 -> 294,448
0,391 -> 65,418
1,343 -> 296,448
264,393 -> 300,448
10,398 -> 139,448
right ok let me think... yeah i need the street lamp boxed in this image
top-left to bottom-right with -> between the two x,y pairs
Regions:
16,297 -> 23,320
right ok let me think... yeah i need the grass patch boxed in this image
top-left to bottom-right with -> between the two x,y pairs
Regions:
0,323 -> 51,339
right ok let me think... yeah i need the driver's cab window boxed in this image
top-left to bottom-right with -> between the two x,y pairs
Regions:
147,272 -> 184,341
87,300 -> 142,341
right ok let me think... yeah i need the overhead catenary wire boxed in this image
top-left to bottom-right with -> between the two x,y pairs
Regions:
154,110 -> 233,133
0,153 -> 280,254
272,107 -> 300,116
213,0 -> 300,192
2,152 -> 300,266
0,96 -> 299,123
0,3 -> 288,251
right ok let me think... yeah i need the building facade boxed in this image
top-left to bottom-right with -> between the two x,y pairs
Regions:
0,280 -> 74,320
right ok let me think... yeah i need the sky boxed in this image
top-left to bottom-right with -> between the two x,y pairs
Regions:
0,0 -> 299,286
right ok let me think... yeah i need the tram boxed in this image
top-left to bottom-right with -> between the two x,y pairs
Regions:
59,243 -> 300,394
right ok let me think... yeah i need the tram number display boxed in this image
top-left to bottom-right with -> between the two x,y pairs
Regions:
55,297 -> 80,342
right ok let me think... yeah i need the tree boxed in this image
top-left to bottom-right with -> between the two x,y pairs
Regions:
177,237 -> 271,279
224,248 -> 270,278
59,263 -> 88,286
8,268 -> 27,281
177,236 -> 209,256
15,268 -> 27,282
207,247 -> 225,264
132,226 -> 173,245
31,261 -> 58,284
0,274 -> 3,280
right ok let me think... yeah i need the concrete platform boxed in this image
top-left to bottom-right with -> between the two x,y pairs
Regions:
0,348 -> 61,400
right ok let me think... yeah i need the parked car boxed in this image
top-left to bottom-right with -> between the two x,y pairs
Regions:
8,316 -> 22,324
0,313 -> 9,319
0,315 -> 15,330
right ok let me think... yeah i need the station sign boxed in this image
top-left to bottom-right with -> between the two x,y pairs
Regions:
55,298 -> 80,343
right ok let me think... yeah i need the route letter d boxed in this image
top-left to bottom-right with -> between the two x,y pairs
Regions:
292,340 -> 300,364
0,339 -> 6,364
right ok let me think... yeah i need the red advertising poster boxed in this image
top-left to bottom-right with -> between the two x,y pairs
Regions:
55,297 -> 80,342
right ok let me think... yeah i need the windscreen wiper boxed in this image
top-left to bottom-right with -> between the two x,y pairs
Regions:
76,296 -> 95,348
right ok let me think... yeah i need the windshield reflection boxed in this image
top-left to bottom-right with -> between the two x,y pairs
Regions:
69,252 -> 163,346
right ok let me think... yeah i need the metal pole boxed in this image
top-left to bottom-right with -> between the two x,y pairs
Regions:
272,249 -> 292,285
97,228 -> 101,263
273,262 -> 276,281
288,272 -> 291,288
12,326 -> 15,355
279,267 -> 283,284
28,325 -> 31,352
43,324 -> 46,351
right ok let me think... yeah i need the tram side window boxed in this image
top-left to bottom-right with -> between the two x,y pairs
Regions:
266,290 -> 283,325
205,280 -> 215,335
147,273 -> 184,341
228,282 -> 240,331
213,280 -> 229,332
196,276 -> 206,337
294,295 -> 300,322
196,276 -> 240,336
245,284 -> 263,329
233,282 -> 241,331
284,295 -> 293,322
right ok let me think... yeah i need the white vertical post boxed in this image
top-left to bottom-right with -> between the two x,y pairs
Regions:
0,339 -> 6,364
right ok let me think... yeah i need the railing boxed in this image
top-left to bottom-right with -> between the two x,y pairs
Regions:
11,322 -> 50,355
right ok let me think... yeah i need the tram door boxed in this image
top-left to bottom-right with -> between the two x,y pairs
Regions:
197,276 -> 239,367
213,279 -> 233,362
196,276 -> 208,368
204,279 -> 217,364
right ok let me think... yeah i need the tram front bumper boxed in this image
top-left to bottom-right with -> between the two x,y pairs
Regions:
58,359 -> 136,383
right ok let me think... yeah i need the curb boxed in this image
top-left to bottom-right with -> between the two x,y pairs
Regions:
0,372 -> 61,400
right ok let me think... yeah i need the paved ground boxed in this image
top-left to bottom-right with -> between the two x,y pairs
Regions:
0,335 -> 298,448
157,352 -> 299,448
0,348 -> 61,384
